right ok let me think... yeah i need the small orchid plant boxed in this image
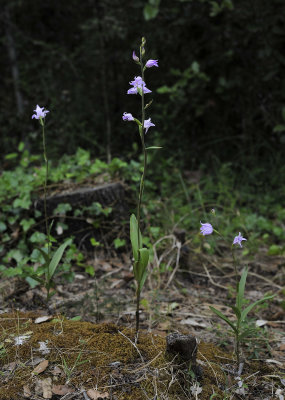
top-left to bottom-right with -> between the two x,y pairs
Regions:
200,221 -> 275,366
31,105 -> 71,301
123,38 -> 160,333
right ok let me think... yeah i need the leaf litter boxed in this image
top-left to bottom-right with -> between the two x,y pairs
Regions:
0,245 -> 284,399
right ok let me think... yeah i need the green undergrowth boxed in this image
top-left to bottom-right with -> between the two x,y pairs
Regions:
1,145 -> 285,287
0,146 -> 130,283
141,152 -> 285,257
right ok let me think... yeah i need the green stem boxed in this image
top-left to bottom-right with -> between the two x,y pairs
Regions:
231,245 -> 240,366
42,120 -> 51,297
136,289 -> 141,334
136,48 -> 147,250
231,246 -> 239,292
235,324 -> 240,365
135,43 -> 148,334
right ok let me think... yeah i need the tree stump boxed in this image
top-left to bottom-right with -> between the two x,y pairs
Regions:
166,332 -> 202,379
34,182 -> 128,250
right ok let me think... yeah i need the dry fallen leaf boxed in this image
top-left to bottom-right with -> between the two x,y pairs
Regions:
42,377 -> 52,399
121,270 -> 134,282
14,334 -> 31,345
157,321 -> 171,331
110,279 -> 124,289
52,384 -> 74,395
279,343 -> 285,352
265,359 -> 283,366
74,274 -> 85,280
87,389 -> 109,399
34,315 -> 53,324
3,361 -> 17,371
52,365 -> 62,376
180,318 -> 208,328
23,384 -> 31,398
111,259 -> 124,268
267,321 -> 280,328
99,261 -> 113,272
32,359 -> 49,374
27,357 -> 45,366
35,378 -> 43,396
256,319 -> 268,327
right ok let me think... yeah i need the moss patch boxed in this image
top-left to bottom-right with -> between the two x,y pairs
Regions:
0,312 -> 275,399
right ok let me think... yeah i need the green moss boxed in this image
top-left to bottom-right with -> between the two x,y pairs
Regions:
0,312 -> 273,400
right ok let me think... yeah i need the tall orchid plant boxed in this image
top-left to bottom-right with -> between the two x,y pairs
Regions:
123,38 -> 160,333
32,105 -> 71,301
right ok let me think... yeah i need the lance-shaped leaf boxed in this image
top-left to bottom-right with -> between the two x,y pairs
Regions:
133,248 -> 149,283
139,268 -> 148,292
238,328 -> 259,342
138,248 -> 149,279
133,260 -> 140,282
48,238 -> 72,280
36,247 -> 50,267
237,267 -> 248,310
231,305 -> 241,320
210,306 -> 238,333
137,248 -> 149,292
241,294 -> 275,322
27,274 -> 44,284
130,214 -> 142,261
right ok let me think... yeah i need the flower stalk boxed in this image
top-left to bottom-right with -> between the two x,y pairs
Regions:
134,42 -> 148,332
41,119 -> 50,261
41,119 -> 52,299
32,105 -> 71,302
123,38 -> 159,335
202,219 -> 275,367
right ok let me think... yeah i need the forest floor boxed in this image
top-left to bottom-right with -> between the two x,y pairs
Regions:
0,243 -> 284,400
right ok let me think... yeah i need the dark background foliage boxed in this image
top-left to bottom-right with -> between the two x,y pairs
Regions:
1,0 -> 285,177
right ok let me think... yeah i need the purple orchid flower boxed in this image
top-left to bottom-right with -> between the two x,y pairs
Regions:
146,59 -> 158,68
144,118 -> 155,133
200,222 -> 213,236
132,51 -> 140,63
122,112 -> 134,121
233,233 -> 247,248
32,105 -> 49,120
127,76 -> 151,95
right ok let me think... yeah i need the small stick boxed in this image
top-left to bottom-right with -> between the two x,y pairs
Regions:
125,351 -> 163,374
118,330 -> 144,363
198,350 -> 219,388
248,272 -> 282,290
203,263 -> 228,289
165,241 -> 181,289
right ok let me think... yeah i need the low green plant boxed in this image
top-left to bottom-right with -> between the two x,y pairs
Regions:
61,348 -> 89,384
210,267 -> 274,365
199,220 -> 276,365
113,238 -> 126,249
31,238 -> 72,300
0,144 -> 125,287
